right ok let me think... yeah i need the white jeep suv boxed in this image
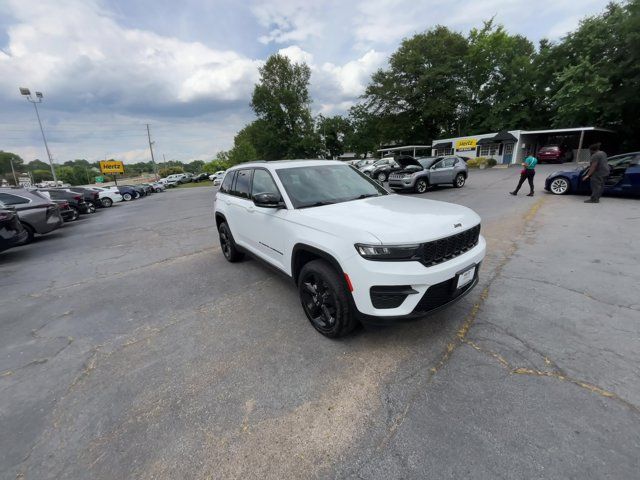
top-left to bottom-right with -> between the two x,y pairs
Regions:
214,160 -> 486,338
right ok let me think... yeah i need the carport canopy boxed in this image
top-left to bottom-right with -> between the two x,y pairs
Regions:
377,145 -> 433,157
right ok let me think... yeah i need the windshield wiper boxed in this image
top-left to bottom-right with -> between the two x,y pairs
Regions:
298,201 -> 336,209
350,193 -> 379,201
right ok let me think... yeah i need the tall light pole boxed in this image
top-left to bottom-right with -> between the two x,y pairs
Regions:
19,88 -> 58,184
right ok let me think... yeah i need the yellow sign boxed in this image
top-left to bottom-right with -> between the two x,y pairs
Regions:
99,160 -> 125,174
455,139 -> 478,152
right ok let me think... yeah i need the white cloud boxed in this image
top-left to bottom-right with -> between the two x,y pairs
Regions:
321,50 -> 386,98
277,45 -> 314,65
0,0 -> 261,110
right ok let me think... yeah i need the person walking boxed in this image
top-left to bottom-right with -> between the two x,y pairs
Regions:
582,143 -> 610,203
510,153 -> 537,196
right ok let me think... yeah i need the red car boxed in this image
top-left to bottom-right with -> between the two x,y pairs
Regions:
537,145 -> 566,163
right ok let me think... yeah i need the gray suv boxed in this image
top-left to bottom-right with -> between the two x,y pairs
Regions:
0,188 -> 64,243
388,156 -> 468,193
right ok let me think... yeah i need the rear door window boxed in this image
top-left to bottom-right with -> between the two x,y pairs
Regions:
232,169 -> 253,199
0,192 -> 30,205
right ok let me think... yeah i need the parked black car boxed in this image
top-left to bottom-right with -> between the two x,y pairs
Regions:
192,173 -> 209,182
38,189 -> 92,215
138,183 -> 155,195
0,201 -> 28,252
66,187 -> 102,208
370,158 -> 401,182
52,199 -> 79,222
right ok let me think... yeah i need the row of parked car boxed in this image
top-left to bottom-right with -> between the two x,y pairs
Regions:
158,170 -> 226,187
0,182 -> 166,253
348,155 -> 470,192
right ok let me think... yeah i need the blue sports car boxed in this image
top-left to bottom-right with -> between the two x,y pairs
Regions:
545,151 -> 640,197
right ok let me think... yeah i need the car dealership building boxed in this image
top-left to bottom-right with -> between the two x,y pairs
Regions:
431,127 -> 616,165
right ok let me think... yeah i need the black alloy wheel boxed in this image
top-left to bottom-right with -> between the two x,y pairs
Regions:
69,209 -> 79,221
218,222 -> 244,262
298,260 -> 358,338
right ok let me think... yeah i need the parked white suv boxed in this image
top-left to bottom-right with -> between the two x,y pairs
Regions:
214,160 -> 486,338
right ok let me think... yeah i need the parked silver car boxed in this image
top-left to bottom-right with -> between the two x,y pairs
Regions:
388,156 -> 468,193
0,188 -> 64,243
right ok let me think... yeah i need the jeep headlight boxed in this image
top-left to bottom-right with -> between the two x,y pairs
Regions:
355,243 -> 421,260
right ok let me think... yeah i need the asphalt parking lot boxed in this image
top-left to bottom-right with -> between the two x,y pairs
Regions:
1,164 -> 639,479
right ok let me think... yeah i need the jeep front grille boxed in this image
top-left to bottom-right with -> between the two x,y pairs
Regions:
421,224 -> 481,267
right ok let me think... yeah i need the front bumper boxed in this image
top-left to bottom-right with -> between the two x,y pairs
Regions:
344,235 -> 486,320
388,177 -> 414,190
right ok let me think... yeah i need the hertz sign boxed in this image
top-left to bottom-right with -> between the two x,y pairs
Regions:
99,160 -> 125,174
455,139 -> 477,152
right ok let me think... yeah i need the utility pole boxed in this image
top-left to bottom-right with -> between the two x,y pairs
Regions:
146,124 -> 159,181
19,88 -> 58,185
10,156 -> 18,185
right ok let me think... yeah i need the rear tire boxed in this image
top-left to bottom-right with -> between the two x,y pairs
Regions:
414,179 -> 428,193
69,209 -> 79,221
122,193 -> 133,201
21,223 -> 35,244
298,260 -> 358,338
101,197 -> 113,208
133,191 -> 140,199
454,173 -> 466,188
377,172 -> 387,182
218,222 -> 244,262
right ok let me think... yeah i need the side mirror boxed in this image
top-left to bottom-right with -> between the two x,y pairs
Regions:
253,192 -> 285,209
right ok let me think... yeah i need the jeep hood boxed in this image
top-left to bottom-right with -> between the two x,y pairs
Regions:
294,195 -> 481,244
395,156 -> 422,169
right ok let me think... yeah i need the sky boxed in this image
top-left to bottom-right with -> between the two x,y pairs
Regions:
0,0 -> 611,164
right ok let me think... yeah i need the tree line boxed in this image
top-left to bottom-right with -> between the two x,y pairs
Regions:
220,0 -> 640,163
0,152 -> 212,186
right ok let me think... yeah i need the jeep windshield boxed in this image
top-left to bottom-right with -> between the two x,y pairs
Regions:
276,164 -> 388,209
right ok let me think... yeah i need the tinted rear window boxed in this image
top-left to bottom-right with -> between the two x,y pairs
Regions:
232,170 -> 252,199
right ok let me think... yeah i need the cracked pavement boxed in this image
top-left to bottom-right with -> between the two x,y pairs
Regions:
1,165 -> 638,479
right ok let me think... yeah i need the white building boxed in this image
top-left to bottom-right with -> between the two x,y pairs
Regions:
431,127 -> 615,165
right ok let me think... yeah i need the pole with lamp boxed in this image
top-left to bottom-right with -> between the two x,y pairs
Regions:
19,88 -> 58,185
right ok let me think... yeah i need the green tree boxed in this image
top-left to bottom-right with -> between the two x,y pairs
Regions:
463,20 -> 538,132
345,104 -> 380,158
250,54 -> 321,159
0,151 -> 24,177
31,169 -> 53,182
184,160 -> 205,173
159,166 -> 184,177
363,26 -> 469,144
316,115 -> 353,159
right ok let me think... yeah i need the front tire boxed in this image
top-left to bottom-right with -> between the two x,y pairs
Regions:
550,177 -> 570,195
218,222 -> 244,262
133,191 -> 140,199
454,173 -> 466,188
377,172 -> 387,182
414,179 -> 428,194
298,260 -> 358,338
122,192 -> 133,201
101,197 -> 113,208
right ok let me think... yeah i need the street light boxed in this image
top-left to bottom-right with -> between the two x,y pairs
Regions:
19,87 -> 58,184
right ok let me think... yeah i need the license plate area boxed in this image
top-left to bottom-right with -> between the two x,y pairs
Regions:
455,264 -> 476,289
